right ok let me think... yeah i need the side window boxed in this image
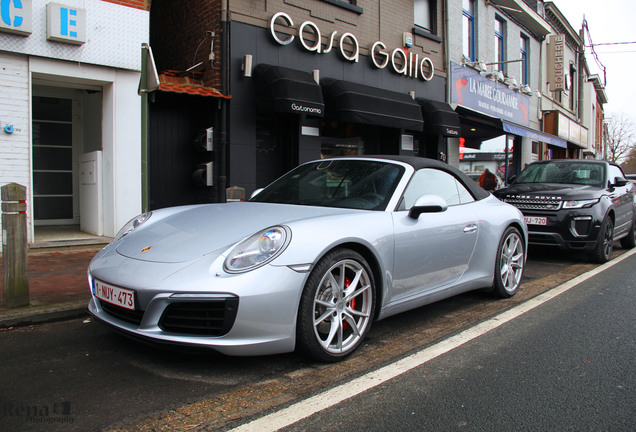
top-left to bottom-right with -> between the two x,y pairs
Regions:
608,165 -> 625,184
401,169 -> 475,209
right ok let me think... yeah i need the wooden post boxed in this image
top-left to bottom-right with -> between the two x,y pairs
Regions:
2,183 -> 29,307
226,186 -> 245,202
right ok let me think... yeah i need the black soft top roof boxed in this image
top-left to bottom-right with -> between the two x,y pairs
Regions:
328,155 -> 491,201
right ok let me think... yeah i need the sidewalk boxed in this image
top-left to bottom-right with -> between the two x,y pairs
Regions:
0,245 -> 104,327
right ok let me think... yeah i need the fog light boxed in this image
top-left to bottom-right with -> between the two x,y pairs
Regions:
570,216 -> 593,238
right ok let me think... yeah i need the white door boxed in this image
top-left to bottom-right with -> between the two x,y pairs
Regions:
79,151 -> 103,236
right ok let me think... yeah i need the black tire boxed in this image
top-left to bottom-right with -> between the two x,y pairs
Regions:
619,218 -> 636,249
296,248 -> 375,362
589,217 -> 614,263
493,226 -> 525,298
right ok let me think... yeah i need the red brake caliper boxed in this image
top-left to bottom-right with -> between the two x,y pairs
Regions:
343,276 -> 354,330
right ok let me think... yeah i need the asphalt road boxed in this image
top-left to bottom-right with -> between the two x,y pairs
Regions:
275,250 -> 636,432
0,247 -> 633,431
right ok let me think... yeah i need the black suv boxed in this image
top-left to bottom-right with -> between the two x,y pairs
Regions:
494,159 -> 636,263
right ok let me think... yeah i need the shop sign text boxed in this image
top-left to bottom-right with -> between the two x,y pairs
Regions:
270,12 -> 434,81
547,34 -> 565,92
0,0 -> 85,45
0,0 -> 32,35
450,62 -> 529,126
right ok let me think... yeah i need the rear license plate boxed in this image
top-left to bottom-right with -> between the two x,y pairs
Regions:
93,280 -> 135,310
524,216 -> 547,226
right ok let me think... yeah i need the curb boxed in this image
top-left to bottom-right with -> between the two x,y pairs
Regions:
0,300 -> 89,328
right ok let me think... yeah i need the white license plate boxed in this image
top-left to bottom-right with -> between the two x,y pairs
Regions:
524,216 -> 547,226
93,280 -> 136,310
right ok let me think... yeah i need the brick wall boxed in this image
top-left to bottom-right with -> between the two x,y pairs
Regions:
150,0 -> 222,89
102,0 -> 149,11
229,0 -> 446,75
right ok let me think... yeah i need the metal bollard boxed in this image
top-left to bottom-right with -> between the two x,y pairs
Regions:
2,183 -> 29,307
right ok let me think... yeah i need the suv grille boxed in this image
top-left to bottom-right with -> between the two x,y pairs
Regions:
503,198 -> 562,211
159,298 -> 239,336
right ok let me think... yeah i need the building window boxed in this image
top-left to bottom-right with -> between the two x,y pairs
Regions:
520,34 -> 529,85
569,65 -> 577,111
463,0 -> 475,61
494,16 -> 505,73
321,0 -> 363,14
415,0 -> 432,32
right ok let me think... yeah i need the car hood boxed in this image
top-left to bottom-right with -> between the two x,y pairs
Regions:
494,183 -> 603,200
114,202 -> 361,263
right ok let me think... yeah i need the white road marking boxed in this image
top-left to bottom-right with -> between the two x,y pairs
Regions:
229,248 -> 636,432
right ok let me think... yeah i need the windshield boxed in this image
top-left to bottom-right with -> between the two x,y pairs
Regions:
250,159 -> 405,210
515,162 -> 604,187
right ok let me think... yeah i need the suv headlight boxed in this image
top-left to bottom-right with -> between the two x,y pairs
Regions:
562,199 -> 599,209
224,226 -> 291,273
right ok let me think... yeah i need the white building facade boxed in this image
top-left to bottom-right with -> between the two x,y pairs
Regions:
0,0 -> 148,250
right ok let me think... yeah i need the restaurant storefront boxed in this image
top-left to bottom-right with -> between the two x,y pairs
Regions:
226,11 -> 460,195
449,62 -> 566,179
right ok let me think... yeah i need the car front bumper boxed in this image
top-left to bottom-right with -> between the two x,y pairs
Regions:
523,208 -> 604,251
87,263 -> 309,356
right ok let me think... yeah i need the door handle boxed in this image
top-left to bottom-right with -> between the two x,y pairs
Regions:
464,223 -> 478,233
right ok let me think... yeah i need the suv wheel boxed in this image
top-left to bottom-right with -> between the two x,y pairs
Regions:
589,217 -> 614,263
620,218 -> 636,249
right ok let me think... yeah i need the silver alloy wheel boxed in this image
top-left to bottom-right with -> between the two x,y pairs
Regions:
312,259 -> 373,355
499,230 -> 524,294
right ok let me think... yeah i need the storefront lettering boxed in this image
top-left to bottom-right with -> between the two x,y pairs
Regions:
291,103 -> 322,115
450,62 -> 529,126
0,0 -> 32,35
551,35 -> 564,90
371,41 -> 434,81
469,77 -> 519,110
270,12 -> 434,80
547,34 -> 565,92
0,0 -> 84,43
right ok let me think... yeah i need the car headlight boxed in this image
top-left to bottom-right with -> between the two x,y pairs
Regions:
113,212 -> 152,242
224,226 -> 291,273
562,199 -> 599,209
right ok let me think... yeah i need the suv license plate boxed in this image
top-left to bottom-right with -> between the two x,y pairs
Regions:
94,280 -> 136,310
524,216 -> 547,226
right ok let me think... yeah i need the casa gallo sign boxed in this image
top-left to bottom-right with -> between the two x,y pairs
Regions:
269,12 -> 435,81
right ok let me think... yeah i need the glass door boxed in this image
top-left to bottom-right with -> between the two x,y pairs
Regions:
32,96 -> 76,224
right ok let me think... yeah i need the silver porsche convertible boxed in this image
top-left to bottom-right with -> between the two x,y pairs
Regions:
88,156 -> 527,361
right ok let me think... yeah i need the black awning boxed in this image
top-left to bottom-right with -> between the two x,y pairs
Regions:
321,79 -> 423,131
253,64 -> 324,117
416,98 -> 461,137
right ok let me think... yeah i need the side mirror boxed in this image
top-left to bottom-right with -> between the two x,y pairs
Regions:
408,194 -> 449,219
613,177 -> 628,187
250,188 -> 264,199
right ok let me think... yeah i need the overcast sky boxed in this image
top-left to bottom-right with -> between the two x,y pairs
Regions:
554,0 -> 636,119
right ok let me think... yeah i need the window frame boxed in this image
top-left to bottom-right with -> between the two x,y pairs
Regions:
520,33 -> 530,85
414,0 -> 432,32
321,0 -> 363,14
494,16 -> 506,73
462,0 -> 476,61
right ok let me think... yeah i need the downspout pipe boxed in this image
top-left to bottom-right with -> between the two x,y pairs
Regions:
140,43 -> 150,212
578,28 -> 585,125
218,0 -> 229,202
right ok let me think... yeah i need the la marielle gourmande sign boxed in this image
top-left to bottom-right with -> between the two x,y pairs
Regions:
270,12 -> 435,81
